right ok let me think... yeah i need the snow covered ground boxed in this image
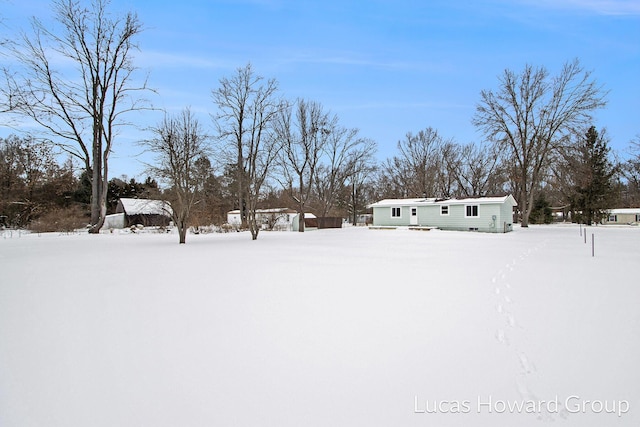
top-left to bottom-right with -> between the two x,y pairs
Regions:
1,224 -> 639,427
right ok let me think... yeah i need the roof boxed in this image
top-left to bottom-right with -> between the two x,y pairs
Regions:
228,208 -> 297,215
438,195 -> 517,206
367,198 -> 436,207
295,212 -> 317,218
368,195 -> 517,208
119,198 -> 172,216
608,208 -> 640,214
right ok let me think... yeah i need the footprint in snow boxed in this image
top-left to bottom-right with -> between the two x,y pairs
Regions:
496,329 -> 509,345
518,353 -> 536,374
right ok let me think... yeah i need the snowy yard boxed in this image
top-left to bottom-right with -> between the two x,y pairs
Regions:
1,225 -> 639,427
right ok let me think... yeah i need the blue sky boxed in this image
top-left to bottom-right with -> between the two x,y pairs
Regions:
2,0 -> 639,179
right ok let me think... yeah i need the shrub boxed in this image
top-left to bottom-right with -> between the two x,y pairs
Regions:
29,206 -> 89,233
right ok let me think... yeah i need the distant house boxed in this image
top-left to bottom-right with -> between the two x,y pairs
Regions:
368,195 -> 517,233
104,198 -> 172,229
227,208 -> 297,231
603,208 -> 640,225
226,208 -> 321,231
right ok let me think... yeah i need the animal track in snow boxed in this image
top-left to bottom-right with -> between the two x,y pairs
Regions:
490,242 -> 559,421
518,353 -> 536,374
495,329 -> 509,345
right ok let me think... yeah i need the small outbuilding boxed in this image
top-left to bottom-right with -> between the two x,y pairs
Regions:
112,198 -> 173,228
291,213 -> 318,232
368,195 -> 517,233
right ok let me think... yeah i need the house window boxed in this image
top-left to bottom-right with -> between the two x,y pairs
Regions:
391,207 -> 401,218
440,205 -> 449,216
636,214 -> 640,222
608,214 -> 617,222
465,205 -> 479,218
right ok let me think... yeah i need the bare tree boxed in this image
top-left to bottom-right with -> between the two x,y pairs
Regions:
4,0 -> 150,233
385,127 -> 449,198
441,141 -> 505,198
212,63 -> 284,240
312,125 -> 376,217
1,134 -> 76,227
346,145 -> 377,225
275,98 -> 330,232
473,59 -> 607,226
620,135 -> 640,207
143,108 -> 209,244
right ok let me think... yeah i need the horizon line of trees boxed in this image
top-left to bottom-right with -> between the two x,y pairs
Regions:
2,0 -> 639,242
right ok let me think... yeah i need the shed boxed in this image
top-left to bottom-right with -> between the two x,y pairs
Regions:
368,195 -> 517,233
116,198 -> 173,227
291,213 -> 317,232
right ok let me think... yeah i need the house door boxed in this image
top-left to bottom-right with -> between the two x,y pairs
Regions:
410,207 -> 418,225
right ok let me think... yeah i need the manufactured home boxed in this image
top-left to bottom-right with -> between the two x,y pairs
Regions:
227,208 -> 300,231
368,195 -> 517,233
226,209 -> 322,231
603,208 -> 640,225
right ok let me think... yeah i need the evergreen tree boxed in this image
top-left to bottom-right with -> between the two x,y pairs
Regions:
529,194 -> 553,224
569,126 -> 617,224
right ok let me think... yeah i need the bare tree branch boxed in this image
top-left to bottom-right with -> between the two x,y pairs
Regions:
4,0 -> 152,232
473,59 -> 607,226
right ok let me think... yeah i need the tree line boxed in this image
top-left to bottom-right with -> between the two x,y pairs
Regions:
1,0 -> 639,242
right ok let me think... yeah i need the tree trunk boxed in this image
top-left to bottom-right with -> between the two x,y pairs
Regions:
248,212 -> 259,240
520,189 -> 536,227
89,149 -> 102,233
178,222 -> 187,244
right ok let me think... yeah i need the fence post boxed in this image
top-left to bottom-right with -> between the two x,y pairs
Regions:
592,233 -> 595,257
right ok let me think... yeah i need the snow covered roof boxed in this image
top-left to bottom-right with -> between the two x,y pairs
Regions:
609,208 -> 640,214
228,208 -> 297,215
367,198 -> 435,207
368,195 -> 516,208
119,198 -> 172,216
295,212 -> 317,218
437,195 -> 517,206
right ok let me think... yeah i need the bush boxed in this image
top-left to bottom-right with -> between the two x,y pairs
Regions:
29,206 -> 89,233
